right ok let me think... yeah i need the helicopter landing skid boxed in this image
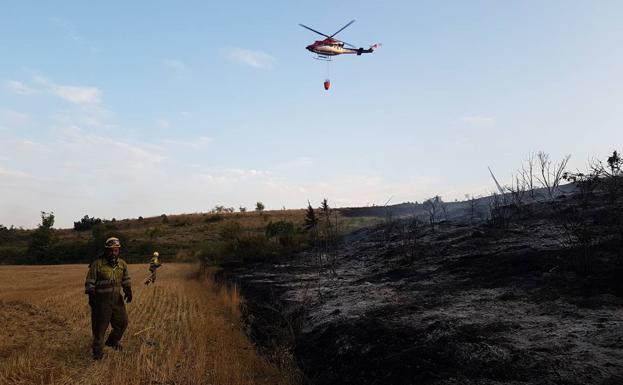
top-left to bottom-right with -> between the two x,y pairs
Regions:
314,55 -> 332,61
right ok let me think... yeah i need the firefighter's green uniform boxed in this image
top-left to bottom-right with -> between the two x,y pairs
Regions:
85,256 -> 132,359
145,252 -> 162,285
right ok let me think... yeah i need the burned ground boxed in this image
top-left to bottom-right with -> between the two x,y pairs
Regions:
230,193 -> 623,385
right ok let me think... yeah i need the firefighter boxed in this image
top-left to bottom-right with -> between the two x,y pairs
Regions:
85,237 -> 132,360
144,251 -> 162,285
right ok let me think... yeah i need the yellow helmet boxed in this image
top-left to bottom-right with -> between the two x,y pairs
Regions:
105,237 -> 121,248
153,251 -> 159,257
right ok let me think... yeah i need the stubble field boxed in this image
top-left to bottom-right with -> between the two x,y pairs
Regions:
0,263 -> 294,385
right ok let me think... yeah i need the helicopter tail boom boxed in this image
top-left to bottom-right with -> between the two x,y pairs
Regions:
355,43 -> 381,55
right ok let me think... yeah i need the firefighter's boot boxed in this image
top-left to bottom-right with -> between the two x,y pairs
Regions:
105,339 -> 123,351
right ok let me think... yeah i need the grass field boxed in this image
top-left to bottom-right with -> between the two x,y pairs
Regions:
0,263 -> 295,385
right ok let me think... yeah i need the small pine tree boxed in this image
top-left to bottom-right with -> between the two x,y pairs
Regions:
304,200 -> 318,231
255,202 -> 265,212
320,198 -> 330,217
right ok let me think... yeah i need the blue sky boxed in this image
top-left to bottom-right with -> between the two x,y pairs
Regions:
1,1 -> 622,228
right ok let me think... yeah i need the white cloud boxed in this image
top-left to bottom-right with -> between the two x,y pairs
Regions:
155,119 -> 170,129
276,156 -> 315,169
0,108 -> 452,229
0,166 -> 35,180
0,134 -> 168,228
54,85 -> 101,104
0,108 -> 30,129
461,115 -> 496,126
161,136 -> 213,149
297,175 -> 440,208
33,76 -> 101,104
226,48 -> 276,70
0,131 -> 448,227
51,104 -> 116,132
193,168 -> 273,186
163,59 -> 189,71
5,80 -> 38,95
448,135 -> 472,150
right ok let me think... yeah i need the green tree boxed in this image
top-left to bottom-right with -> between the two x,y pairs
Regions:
303,200 -> 318,231
28,211 -> 57,263
255,202 -> 265,212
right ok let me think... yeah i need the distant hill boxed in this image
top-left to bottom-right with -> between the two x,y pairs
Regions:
341,182 -> 578,222
0,182 -> 579,265
0,207 -> 383,265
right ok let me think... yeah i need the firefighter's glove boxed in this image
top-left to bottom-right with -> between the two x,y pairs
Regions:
88,293 -> 96,308
124,289 -> 133,304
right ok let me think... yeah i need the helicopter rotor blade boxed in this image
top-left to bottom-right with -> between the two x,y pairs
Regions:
299,24 -> 331,38
330,19 -> 356,38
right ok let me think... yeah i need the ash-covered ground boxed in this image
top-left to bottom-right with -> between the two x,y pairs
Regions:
230,194 -> 623,385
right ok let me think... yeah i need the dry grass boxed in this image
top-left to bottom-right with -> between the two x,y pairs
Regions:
0,263 -> 296,385
53,208 -> 370,245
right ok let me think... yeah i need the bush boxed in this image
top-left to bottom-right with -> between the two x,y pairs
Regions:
0,246 -> 30,264
0,225 -> 20,244
196,240 -> 241,266
205,214 -> 224,223
238,235 -> 278,261
73,215 -> 103,231
265,220 -> 296,246
146,226 -> 162,239
171,219 -> 190,227
124,240 -> 156,263
195,231 -> 278,267
219,221 -> 242,241
195,215 -> 312,268
48,240 -> 90,264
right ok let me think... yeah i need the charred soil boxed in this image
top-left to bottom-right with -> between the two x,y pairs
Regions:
229,192 -> 623,385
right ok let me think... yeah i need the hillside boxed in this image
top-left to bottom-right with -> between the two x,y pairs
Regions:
0,208 -> 380,265
228,188 -> 623,384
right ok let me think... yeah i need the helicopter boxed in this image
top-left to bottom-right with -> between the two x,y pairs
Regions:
299,20 -> 380,61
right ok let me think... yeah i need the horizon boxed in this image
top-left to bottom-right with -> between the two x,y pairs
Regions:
2,1 -> 622,228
